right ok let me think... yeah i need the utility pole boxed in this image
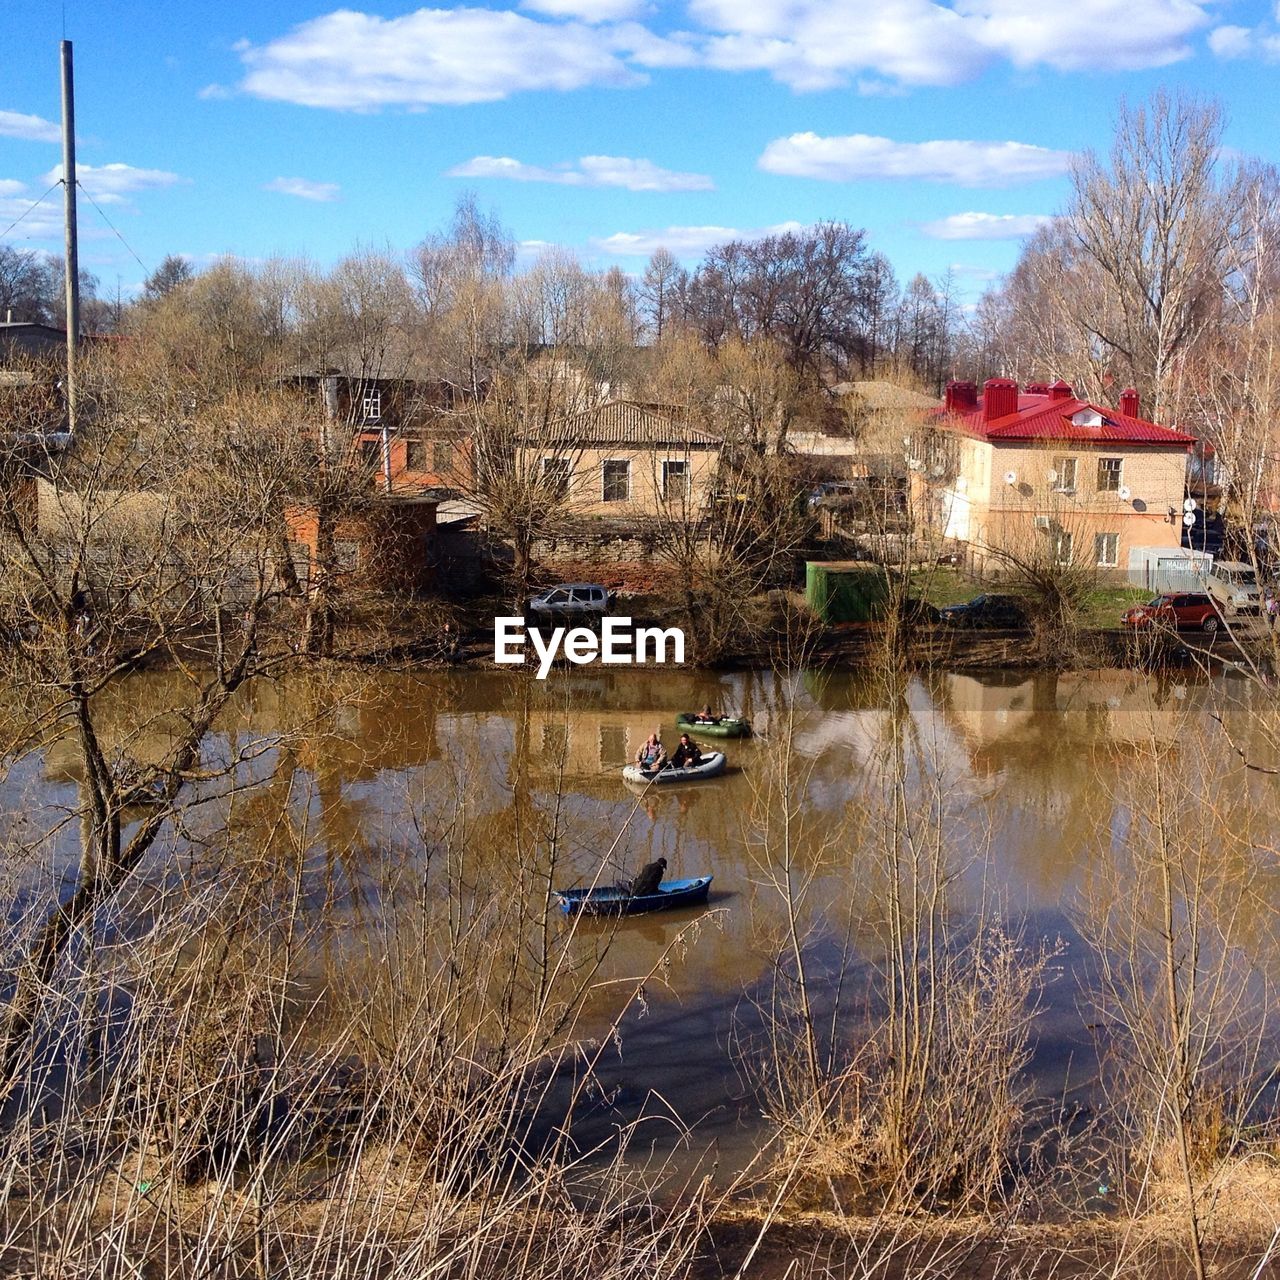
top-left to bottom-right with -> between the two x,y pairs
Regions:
60,39 -> 80,433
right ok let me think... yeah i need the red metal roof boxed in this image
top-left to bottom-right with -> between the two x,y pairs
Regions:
934,392 -> 1195,447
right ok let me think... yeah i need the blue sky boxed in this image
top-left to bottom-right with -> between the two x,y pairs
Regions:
2,0 -> 1277,305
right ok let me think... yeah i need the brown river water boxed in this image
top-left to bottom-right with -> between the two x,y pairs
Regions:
6,659 -> 1280,1176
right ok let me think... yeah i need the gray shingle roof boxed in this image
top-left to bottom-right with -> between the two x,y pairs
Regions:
558,400 -> 720,447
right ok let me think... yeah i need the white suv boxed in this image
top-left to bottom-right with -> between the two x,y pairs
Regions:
1205,561 -> 1263,615
525,583 -> 614,623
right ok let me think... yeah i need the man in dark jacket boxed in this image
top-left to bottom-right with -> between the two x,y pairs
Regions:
670,733 -> 703,769
629,857 -> 666,896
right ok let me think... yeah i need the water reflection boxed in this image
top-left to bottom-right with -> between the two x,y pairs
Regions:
4,662 -> 1278,1161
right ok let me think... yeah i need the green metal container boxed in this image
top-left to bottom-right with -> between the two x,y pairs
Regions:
805,561 -> 889,624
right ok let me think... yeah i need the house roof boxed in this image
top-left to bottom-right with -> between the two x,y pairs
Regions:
557,400 -> 720,448
936,391 -> 1196,448
833,380 -> 938,412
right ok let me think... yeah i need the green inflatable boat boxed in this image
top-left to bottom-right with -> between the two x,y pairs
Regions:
675,712 -> 751,739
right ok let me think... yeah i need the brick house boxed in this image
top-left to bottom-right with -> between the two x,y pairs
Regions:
923,378 -> 1196,574
284,493 -> 440,597
289,369 -> 473,493
517,400 -> 722,518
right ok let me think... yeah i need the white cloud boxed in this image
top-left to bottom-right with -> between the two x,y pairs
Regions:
521,0 -> 648,20
198,83 -> 233,100
0,179 -> 27,198
758,133 -> 1071,186
41,162 -> 187,205
1207,22 -> 1280,59
689,0 -> 1207,89
0,194 -> 71,243
954,0 -> 1207,72
949,264 -> 1002,282
1208,24 -> 1253,55
921,211 -> 1054,239
693,0 -> 985,89
237,8 -> 654,108
235,0 -> 1213,108
263,176 -> 341,201
591,220 -> 803,258
447,154 -> 713,191
0,110 -> 61,144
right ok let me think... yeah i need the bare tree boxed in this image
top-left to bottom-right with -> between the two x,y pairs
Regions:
639,247 -> 688,342
0,347 -> 302,1094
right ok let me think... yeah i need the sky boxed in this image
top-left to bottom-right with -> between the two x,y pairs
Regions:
1,0 -> 1277,307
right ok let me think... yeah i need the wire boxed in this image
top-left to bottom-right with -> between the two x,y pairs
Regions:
75,181 -> 149,274
0,181 -> 63,242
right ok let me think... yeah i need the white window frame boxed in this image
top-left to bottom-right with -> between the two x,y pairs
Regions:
1054,529 -> 1074,565
1097,456 -> 1123,493
1052,455 -> 1077,493
662,458 -> 690,501
1094,532 -> 1119,567
601,458 -> 631,503
362,393 -> 382,423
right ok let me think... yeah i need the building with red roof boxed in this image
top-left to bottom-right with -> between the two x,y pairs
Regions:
921,378 -> 1197,573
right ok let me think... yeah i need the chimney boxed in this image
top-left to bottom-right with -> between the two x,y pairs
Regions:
1048,378 -> 1073,401
944,380 -> 978,415
1119,387 -> 1140,418
982,377 -> 1019,423
1025,381 -> 1049,396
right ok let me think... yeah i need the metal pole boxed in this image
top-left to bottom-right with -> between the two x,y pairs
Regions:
60,39 -> 80,433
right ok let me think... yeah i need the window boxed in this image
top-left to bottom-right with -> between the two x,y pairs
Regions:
335,540 -> 360,571
1095,532 -> 1119,567
602,459 -> 630,502
541,722 -> 568,759
1053,529 -> 1074,565
1097,457 -> 1123,492
433,441 -> 453,474
362,393 -> 382,423
542,457 -> 571,498
405,439 -> 427,471
662,459 -> 689,501
599,726 -> 628,769
358,439 -> 381,470
1052,456 -> 1077,492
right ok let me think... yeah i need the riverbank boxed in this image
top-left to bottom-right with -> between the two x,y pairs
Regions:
320,591 -> 1275,680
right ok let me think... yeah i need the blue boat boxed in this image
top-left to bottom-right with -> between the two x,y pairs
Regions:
555,875 -> 713,916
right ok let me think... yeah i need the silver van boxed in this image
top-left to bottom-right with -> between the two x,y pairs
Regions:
525,583 -> 614,623
1205,561 -> 1262,615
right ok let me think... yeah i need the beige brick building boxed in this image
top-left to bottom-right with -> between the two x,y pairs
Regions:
922,378 -> 1195,573
518,400 -> 722,519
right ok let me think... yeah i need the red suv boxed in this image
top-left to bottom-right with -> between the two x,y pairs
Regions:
1122,593 -> 1221,634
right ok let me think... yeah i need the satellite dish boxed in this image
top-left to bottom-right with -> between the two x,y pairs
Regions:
1046,468 -> 1059,483
1184,497 -> 1197,512
1117,485 -> 1132,501
929,462 -> 945,477
1004,470 -> 1017,485
1183,511 -> 1196,527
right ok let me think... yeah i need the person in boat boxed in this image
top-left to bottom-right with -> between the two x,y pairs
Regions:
629,857 -> 666,897
635,733 -> 666,771
670,733 -> 703,769
693,704 -> 721,724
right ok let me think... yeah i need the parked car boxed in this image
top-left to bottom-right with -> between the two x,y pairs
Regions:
806,481 -> 861,512
1205,561 -> 1263,615
1122,593 -> 1221,634
938,594 -> 1026,628
525,583 -> 614,623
